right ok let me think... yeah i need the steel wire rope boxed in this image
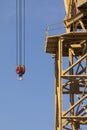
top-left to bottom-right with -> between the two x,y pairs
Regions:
16,0 -> 18,66
16,0 -> 25,66
19,0 -> 22,65
48,26 -> 66,31
47,21 -> 64,31
23,0 -> 25,66
47,20 -> 64,27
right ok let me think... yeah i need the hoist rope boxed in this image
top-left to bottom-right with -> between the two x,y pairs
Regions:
19,0 -> 22,65
23,0 -> 25,66
16,0 -> 18,66
16,0 -> 25,66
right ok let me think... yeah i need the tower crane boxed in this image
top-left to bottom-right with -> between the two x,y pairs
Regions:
16,0 -> 25,80
45,0 -> 87,130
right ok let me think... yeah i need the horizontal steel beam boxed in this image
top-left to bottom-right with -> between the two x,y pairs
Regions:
62,75 -> 87,78
62,116 -> 87,120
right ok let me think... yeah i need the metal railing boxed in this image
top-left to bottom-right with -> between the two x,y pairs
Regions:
45,21 -> 66,37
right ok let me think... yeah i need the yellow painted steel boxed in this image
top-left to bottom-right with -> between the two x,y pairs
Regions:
45,0 -> 87,129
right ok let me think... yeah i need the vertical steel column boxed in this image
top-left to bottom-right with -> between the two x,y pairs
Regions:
54,53 -> 59,130
58,39 -> 62,130
86,42 -> 87,75
69,48 -> 75,129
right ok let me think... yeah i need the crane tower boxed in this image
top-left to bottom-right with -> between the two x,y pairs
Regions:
45,0 -> 87,129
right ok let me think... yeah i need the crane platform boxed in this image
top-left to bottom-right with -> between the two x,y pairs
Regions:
45,32 -> 87,56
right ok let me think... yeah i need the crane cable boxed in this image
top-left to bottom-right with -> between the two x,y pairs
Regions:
23,0 -> 25,66
16,0 -> 25,66
19,0 -> 22,65
16,0 -> 18,66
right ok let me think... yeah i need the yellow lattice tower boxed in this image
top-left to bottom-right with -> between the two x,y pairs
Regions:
45,0 -> 87,129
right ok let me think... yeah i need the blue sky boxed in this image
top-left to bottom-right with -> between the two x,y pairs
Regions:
0,0 -> 65,130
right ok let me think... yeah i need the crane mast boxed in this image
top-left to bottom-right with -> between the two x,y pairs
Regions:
45,0 -> 87,129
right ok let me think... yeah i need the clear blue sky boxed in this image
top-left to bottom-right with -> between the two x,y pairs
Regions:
0,0 -> 65,130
